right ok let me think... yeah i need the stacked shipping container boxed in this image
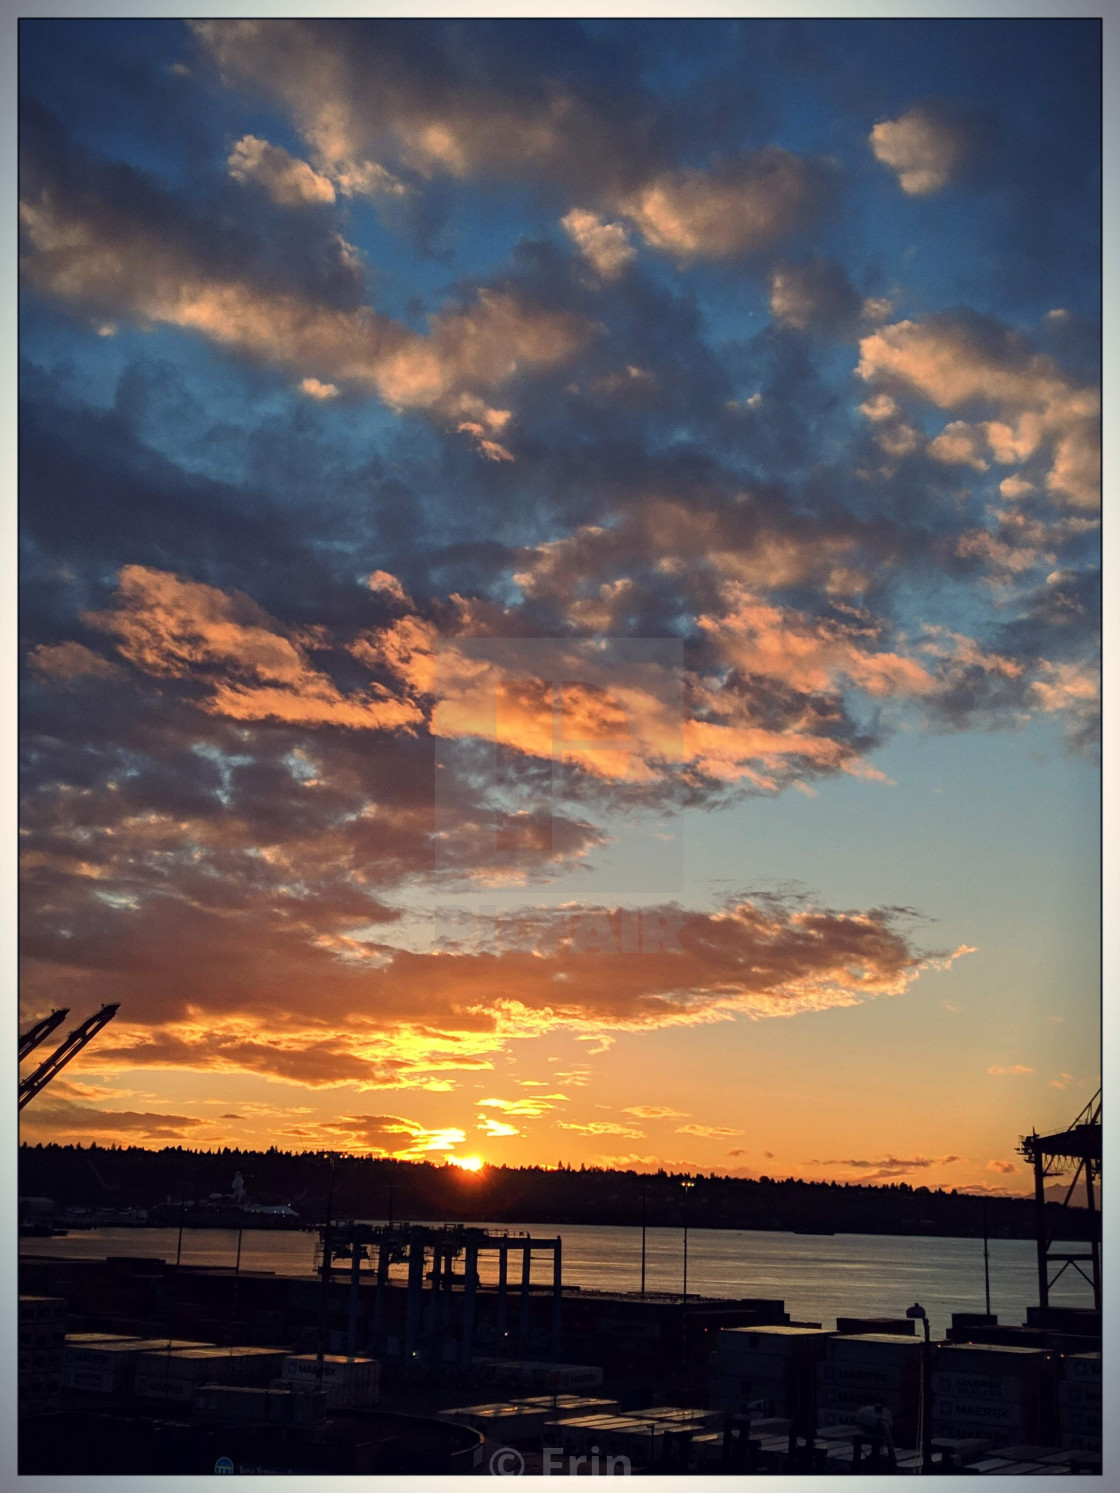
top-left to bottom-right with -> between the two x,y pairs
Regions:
19,1296 -> 67,1417
1058,1351 -> 1101,1457
61,1337 -> 208,1396
816,1332 -> 923,1444
931,1342 -> 1055,1448
280,1353 -> 380,1408
134,1346 -> 290,1403
709,1325 -> 832,1424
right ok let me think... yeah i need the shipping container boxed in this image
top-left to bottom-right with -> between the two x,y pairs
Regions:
826,1333 -> 923,1364
61,1337 -> 209,1393
1057,1380 -> 1101,1408
515,1394 -> 620,1417
835,1317 -> 915,1336
718,1326 -> 832,1357
934,1343 -> 1052,1376
1057,1405 -> 1102,1437
933,1371 -> 1025,1401
473,1357 -> 604,1390
713,1346 -> 796,1376
19,1296 -> 67,1325
280,1353 -> 379,1408
137,1347 -> 245,1381
820,1361 -> 916,1391
933,1398 -> 1026,1429
64,1333 -> 143,1348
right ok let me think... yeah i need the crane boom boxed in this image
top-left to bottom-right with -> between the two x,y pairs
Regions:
19,1008 -> 71,1063
18,1004 -> 120,1110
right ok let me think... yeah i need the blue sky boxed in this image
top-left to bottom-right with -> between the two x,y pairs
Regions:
18,19 -> 1099,1191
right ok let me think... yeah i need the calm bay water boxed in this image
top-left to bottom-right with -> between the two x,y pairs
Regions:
21,1222 -> 1092,1340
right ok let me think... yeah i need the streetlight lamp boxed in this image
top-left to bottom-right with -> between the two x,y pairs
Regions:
905,1302 -> 933,1474
681,1180 -> 695,1302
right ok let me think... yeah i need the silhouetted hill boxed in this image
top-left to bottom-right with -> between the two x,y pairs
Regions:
18,1144 -> 1098,1243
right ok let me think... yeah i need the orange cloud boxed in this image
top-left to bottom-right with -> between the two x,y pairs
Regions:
228,134 -> 336,206
561,209 -> 635,279
27,641 -> 123,681
288,1112 -> 467,1157
858,314 -> 1100,508
870,103 -> 971,195
22,896 -> 955,1102
676,1123 -> 744,1138
558,1120 -> 645,1137
20,148 -> 591,424
83,566 -> 423,732
619,149 -> 827,260
19,1099 -> 205,1144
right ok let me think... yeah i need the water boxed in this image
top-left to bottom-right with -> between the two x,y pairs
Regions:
21,1222 -> 1091,1340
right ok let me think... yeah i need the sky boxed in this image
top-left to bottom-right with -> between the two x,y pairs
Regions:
18,18 -> 1100,1198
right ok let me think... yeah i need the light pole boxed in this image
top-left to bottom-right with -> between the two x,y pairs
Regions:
906,1302 -> 933,1474
982,1199 -> 991,1317
640,1180 -> 648,1299
681,1180 -> 695,1302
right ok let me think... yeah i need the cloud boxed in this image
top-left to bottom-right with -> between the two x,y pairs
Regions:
20,882 -> 952,1098
477,1095 -> 567,1117
870,100 -> 974,194
588,1154 -> 662,1170
27,641 -> 123,681
858,312 -> 1100,509
228,134 -> 336,206
84,565 -> 424,732
809,1153 -> 961,1181
622,1105 -> 689,1119
987,1159 -> 1017,1174
769,258 -> 862,335
19,1099 -> 205,1143
20,118 -> 594,421
191,18 -> 632,191
676,1123 -> 744,1137
619,149 -> 829,261
987,1064 -> 1035,1076
293,1112 -> 466,1156
192,22 -> 830,265
299,377 -> 339,400
928,420 -> 990,471
1030,660 -> 1099,745
558,1120 -> 645,1137
562,209 -> 635,280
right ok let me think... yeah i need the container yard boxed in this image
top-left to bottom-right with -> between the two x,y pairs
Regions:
17,1234 -> 1102,1476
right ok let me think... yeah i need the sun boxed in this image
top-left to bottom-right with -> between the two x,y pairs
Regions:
449,1155 -> 484,1172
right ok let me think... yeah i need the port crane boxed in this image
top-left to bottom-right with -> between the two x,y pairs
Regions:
18,1007 -> 70,1063
18,1003 -> 120,1110
1018,1088 -> 1101,1312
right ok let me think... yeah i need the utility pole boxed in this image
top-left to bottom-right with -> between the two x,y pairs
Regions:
317,1153 -> 337,1380
982,1199 -> 991,1317
681,1179 -> 695,1302
640,1181 -> 647,1299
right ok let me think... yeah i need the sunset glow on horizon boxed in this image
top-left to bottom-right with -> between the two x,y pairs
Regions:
18,18 -> 1099,1202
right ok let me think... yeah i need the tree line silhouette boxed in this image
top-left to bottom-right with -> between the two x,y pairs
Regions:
19,1143 -> 1097,1242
